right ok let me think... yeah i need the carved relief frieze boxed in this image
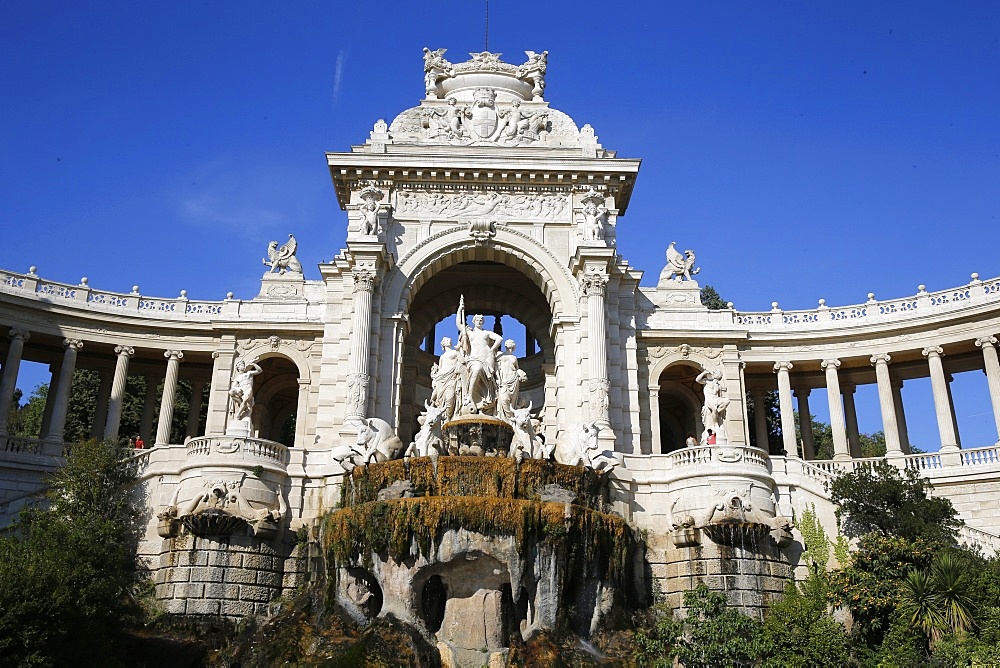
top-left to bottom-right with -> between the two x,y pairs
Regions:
395,189 -> 568,222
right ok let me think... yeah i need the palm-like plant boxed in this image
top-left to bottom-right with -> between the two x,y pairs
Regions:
930,552 -> 976,637
900,552 -> 977,651
900,568 -> 945,647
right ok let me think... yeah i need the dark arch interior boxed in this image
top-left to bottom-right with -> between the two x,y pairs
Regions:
658,362 -> 703,453
252,356 -> 300,446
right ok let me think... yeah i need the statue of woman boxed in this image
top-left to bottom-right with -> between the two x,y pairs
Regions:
456,295 -> 503,414
496,339 -> 527,421
696,367 -> 729,444
229,358 -> 263,421
430,336 -> 467,421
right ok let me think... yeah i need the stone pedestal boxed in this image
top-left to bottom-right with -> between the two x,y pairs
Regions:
656,278 -> 703,308
257,272 -> 305,300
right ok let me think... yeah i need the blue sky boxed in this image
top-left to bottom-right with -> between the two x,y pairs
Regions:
2,2 -> 998,447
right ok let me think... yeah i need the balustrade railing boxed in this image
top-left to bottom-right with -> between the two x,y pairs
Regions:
958,524 -> 1000,557
184,435 -> 289,467
903,452 -> 942,470
730,274 -> 998,330
1,435 -> 44,455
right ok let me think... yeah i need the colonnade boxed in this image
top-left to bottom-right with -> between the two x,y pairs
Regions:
0,328 -> 216,449
758,335 -> 1000,461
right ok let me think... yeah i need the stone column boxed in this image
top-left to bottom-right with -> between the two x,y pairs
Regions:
0,329 -> 30,440
871,353 -> 903,459
822,359 -> 851,461
580,270 -> 612,436
975,335 -> 1000,442
40,361 -> 61,439
345,266 -> 379,426
103,345 -> 134,441
794,388 -> 815,460
45,338 -> 84,445
922,346 -> 959,452
648,386 -> 661,454
185,378 -> 206,439
90,369 -> 113,439
891,379 -> 911,454
842,384 -> 861,458
750,387 -> 770,453
294,378 -> 310,448
205,344 -> 236,435
773,363 -> 796,456
139,376 -> 159,442
155,350 -> 184,446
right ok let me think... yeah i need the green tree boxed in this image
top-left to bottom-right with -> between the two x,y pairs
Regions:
700,285 -> 728,310
759,575 -> 850,667
9,382 -> 47,438
829,460 -> 961,543
0,438 -> 148,666
673,584 -> 764,667
828,535 -> 936,647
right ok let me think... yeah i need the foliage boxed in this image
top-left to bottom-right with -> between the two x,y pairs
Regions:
829,459 -> 960,543
795,504 -> 831,573
632,597 -> 683,667
899,551 -> 976,652
8,382 -> 47,438
747,389 -> 783,455
700,285 -> 728,310
0,438 -> 149,666
672,584 -> 764,667
759,575 -> 850,667
827,534 -> 936,647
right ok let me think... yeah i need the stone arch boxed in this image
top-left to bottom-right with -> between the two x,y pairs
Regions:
387,228 -> 570,443
239,345 -> 313,384
239,351 -> 302,446
655,359 -> 709,453
385,225 -> 580,322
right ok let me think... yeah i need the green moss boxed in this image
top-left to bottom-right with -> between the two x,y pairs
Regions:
323,496 -> 635,586
340,457 -> 608,510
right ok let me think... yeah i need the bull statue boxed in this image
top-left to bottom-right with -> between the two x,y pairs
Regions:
405,401 -> 448,459
509,402 -> 549,462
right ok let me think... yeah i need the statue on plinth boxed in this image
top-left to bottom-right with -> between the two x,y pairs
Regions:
580,190 -> 608,242
696,366 -> 729,444
229,358 -> 262,422
263,234 -> 302,275
660,241 -> 700,283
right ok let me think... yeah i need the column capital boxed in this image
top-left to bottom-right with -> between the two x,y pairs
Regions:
579,272 -> 609,298
870,353 -> 892,366
351,268 -> 379,293
922,346 -> 944,359
114,345 -> 135,357
821,358 -> 841,370
975,335 -> 998,349
8,328 -> 30,342
793,387 -> 811,399
63,338 -> 83,351
773,361 -> 794,373
164,350 -> 184,361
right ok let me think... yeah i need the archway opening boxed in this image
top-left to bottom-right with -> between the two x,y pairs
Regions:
250,356 -> 300,446
400,260 -> 554,444
657,363 -> 703,453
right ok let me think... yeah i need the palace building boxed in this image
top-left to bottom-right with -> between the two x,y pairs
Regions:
1,48 -> 998,648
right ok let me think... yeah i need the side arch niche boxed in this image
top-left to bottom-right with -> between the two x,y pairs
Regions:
244,354 -> 301,446
657,363 -> 704,453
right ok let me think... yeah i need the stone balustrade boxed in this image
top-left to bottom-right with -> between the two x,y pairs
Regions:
0,269 -> 324,323
733,275 -> 1000,331
182,436 -> 289,469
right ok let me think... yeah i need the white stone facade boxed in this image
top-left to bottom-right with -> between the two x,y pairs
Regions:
1,49 -> 999,617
